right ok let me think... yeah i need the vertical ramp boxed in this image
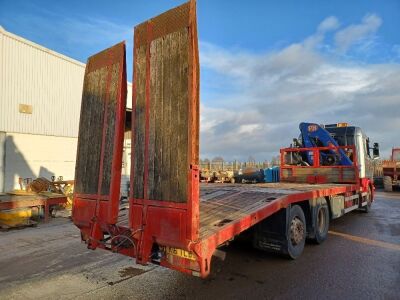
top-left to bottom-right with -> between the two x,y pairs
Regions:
73,42 -> 127,242
131,0 -> 199,262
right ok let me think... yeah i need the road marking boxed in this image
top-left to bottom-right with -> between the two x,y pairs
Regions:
328,230 -> 400,251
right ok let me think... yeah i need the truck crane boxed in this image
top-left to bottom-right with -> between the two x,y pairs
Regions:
289,122 -> 353,166
289,122 -> 379,170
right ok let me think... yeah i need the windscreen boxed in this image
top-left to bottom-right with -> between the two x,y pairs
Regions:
326,127 -> 355,146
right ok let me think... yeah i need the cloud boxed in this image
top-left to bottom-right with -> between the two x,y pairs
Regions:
199,15 -> 400,161
60,17 -> 132,48
317,16 -> 340,33
0,7 -> 132,69
335,14 -> 382,53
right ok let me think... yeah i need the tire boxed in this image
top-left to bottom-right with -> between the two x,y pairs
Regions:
284,205 -> 306,259
362,186 -> 372,213
383,176 -> 393,192
311,198 -> 329,244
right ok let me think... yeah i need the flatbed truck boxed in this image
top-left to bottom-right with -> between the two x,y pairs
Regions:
72,0 -> 378,278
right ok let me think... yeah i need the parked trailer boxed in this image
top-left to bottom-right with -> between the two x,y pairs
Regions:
72,0 -> 375,278
383,148 -> 400,192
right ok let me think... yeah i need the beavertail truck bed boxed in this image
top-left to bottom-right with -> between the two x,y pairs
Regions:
72,0 -> 372,278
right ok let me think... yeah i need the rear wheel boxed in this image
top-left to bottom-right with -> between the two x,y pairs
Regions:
284,205 -> 306,259
311,198 -> 329,244
383,176 -> 393,192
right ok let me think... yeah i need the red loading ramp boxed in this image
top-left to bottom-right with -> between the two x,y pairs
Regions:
72,42 -> 127,246
130,0 -> 200,262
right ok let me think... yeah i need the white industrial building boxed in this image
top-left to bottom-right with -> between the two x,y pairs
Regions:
0,26 -> 132,193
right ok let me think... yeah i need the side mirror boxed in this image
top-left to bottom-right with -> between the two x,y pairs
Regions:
373,142 -> 380,158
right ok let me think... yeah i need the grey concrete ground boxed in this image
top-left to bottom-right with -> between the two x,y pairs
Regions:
0,191 -> 399,300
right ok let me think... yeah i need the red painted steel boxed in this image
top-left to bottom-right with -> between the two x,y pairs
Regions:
129,0 -> 200,265
280,145 -> 359,184
72,1 -> 374,279
158,183 -> 360,277
72,42 -> 127,248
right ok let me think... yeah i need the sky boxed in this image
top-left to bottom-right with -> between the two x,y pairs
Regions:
1,0 -> 399,161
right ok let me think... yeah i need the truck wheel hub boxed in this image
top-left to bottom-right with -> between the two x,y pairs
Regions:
290,217 -> 304,245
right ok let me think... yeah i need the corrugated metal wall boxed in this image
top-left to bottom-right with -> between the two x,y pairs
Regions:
0,27 -> 133,192
0,27 -> 132,137
0,27 -> 85,137
0,132 -> 5,192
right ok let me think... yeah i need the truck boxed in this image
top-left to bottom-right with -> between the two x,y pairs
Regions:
382,148 -> 400,192
72,0 -> 379,278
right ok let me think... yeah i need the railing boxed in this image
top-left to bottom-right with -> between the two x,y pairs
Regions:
199,161 -> 271,172
280,145 -> 359,184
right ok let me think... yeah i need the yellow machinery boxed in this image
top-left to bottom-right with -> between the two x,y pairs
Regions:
0,177 -> 73,229
0,208 -> 33,228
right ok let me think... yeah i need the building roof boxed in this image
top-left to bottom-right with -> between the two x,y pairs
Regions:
0,25 -> 86,68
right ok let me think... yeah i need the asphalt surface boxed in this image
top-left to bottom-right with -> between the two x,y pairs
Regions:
0,190 -> 399,300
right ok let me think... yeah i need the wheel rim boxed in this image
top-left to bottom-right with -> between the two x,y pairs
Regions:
317,207 -> 326,234
290,216 -> 304,245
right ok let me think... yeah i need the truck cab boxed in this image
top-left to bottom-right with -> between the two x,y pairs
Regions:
324,123 -> 379,180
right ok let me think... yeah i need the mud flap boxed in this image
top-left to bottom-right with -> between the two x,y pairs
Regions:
253,207 -> 290,255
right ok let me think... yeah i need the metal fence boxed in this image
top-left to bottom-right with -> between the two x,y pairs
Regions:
199,161 -> 274,172
374,160 -> 383,177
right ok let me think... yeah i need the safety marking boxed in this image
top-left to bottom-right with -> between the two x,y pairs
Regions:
328,230 -> 400,251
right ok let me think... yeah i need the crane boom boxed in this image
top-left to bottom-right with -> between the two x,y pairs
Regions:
299,122 -> 353,166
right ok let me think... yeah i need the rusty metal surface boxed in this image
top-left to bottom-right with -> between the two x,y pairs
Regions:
73,42 -> 127,228
29,178 -> 50,193
197,182 -> 355,240
199,185 -> 286,239
131,0 -> 199,203
128,0 -> 200,266
201,182 -> 352,193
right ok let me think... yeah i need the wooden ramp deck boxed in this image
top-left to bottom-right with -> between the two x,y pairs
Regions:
117,182 -> 352,238
116,201 -> 130,228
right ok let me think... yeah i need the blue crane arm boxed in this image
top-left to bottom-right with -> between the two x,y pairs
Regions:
299,122 -> 353,166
